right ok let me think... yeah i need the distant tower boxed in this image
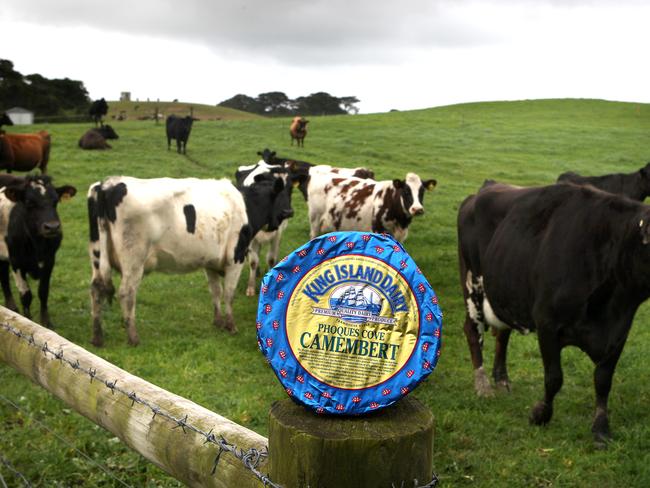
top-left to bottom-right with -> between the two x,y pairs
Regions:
120,92 -> 131,102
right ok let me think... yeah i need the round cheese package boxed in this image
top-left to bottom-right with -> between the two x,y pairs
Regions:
256,231 -> 442,415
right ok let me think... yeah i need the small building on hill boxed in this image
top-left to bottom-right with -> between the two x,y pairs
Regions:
120,92 -> 131,102
6,107 -> 34,125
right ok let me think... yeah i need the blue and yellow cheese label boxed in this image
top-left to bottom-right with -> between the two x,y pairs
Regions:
257,232 -> 442,415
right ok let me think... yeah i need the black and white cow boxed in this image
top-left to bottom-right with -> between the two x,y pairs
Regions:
166,115 -> 193,154
88,174 -> 292,346
458,180 -> 650,444
0,175 -> 77,328
557,162 -> 650,201
307,172 -> 436,241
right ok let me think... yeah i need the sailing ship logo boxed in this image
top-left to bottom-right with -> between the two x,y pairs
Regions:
310,285 -> 394,325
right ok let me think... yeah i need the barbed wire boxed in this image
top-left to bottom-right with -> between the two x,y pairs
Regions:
1,321 -> 440,488
0,321 -> 280,488
0,452 -> 32,488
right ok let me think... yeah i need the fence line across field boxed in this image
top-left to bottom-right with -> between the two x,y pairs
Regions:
0,307 -> 439,487
0,308 -> 277,488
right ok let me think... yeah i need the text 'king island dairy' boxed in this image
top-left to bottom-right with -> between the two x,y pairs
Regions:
257,232 -> 442,415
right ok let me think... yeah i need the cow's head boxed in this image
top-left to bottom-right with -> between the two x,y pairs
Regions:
392,173 -> 437,217
99,124 -> 119,140
0,112 -> 13,127
3,176 -> 77,238
241,174 -> 294,234
257,149 -> 278,164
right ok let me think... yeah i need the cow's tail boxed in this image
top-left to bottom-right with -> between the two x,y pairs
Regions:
87,182 -> 115,304
40,131 -> 51,173
234,224 -> 253,264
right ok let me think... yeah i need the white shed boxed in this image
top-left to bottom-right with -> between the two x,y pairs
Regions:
6,107 -> 34,125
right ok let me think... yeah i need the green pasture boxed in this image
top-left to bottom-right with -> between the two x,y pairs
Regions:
1,98 -> 650,486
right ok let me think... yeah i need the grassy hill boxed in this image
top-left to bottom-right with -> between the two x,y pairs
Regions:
1,98 -> 650,486
106,99 -> 263,121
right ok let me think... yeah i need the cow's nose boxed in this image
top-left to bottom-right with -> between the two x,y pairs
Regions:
411,207 -> 424,216
42,221 -> 61,234
282,208 -> 294,219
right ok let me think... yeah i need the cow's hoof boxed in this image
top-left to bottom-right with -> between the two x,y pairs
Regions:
127,336 -> 140,346
592,414 -> 611,449
529,401 -> 553,425
474,367 -> 494,397
90,336 -> 104,348
495,379 -> 511,393
213,316 -> 224,329
245,287 -> 256,297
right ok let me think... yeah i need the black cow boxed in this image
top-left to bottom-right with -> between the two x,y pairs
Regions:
458,180 -> 650,444
0,175 -> 76,328
78,125 -> 120,150
0,112 -> 13,129
557,162 -> 650,201
166,115 -> 193,154
89,98 -> 109,127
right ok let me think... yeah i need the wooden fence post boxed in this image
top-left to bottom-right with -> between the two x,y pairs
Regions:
268,397 -> 434,487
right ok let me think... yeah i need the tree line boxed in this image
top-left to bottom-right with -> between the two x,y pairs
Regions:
0,59 -> 90,117
219,91 -> 360,116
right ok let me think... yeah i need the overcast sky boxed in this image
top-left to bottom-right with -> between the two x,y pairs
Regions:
1,1 -> 648,114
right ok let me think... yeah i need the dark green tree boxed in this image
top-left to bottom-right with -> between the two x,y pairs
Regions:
218,94 -> 263,114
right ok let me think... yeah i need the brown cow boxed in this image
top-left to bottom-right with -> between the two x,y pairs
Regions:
0,131 -> 51,173
290,116 -> 309,147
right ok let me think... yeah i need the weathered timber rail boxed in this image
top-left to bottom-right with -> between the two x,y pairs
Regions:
0,307 -> 271,488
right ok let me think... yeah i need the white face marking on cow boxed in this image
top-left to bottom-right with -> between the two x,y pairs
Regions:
30,181 -> 47,195
405,172 -> 424,216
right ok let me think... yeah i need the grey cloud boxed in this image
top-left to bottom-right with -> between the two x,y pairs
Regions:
1,0 -> 501,65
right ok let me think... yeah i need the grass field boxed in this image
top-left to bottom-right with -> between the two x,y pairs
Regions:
1,98 -> 650,487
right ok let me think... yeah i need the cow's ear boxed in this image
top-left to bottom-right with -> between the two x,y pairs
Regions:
393,179 -> 405,189
56,185 -> 77,201
423,179 -> 437,190
273,177 -> 285,194
3,185 -> 25,202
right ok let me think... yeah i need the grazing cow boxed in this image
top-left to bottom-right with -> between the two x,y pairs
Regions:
0,175 -> 76,328
166,115 -> 193,154
458,180 -> 650,444
307,172 -> 436,241
88,174 -> 293,346
290,116 -> 309,147
0,131 -> 51,173
89,98 -> 109,127
557,162 -> 650,201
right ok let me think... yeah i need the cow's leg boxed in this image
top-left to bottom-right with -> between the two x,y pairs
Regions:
0,261 -> 18,312
492,328 -> 512,392
266,231 -> 282,269
591,343 -> 626,446
530,327 -> 563,426
12,270 -> 32,320
246,240 -> 261,297
90,278 -> 105,347
464,316 -> 493,397
176,139 -> 182,154
37,258 -> 55,328
206,268 -> 226,330
118,268 -> 144,346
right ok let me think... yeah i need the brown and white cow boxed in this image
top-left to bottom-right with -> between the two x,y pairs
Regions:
88,175 -> 293,346
307,172 -> 436,241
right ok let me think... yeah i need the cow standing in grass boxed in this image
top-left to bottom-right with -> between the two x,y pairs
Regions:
166,115 -> 193,154
307,171 -> 436,241
0,175 -> 76,328
0,130 -> 51,173
290,116 -> 308,147
89,98 -> 109,127
88,174 -> 293,346
458,179 -> 650,444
